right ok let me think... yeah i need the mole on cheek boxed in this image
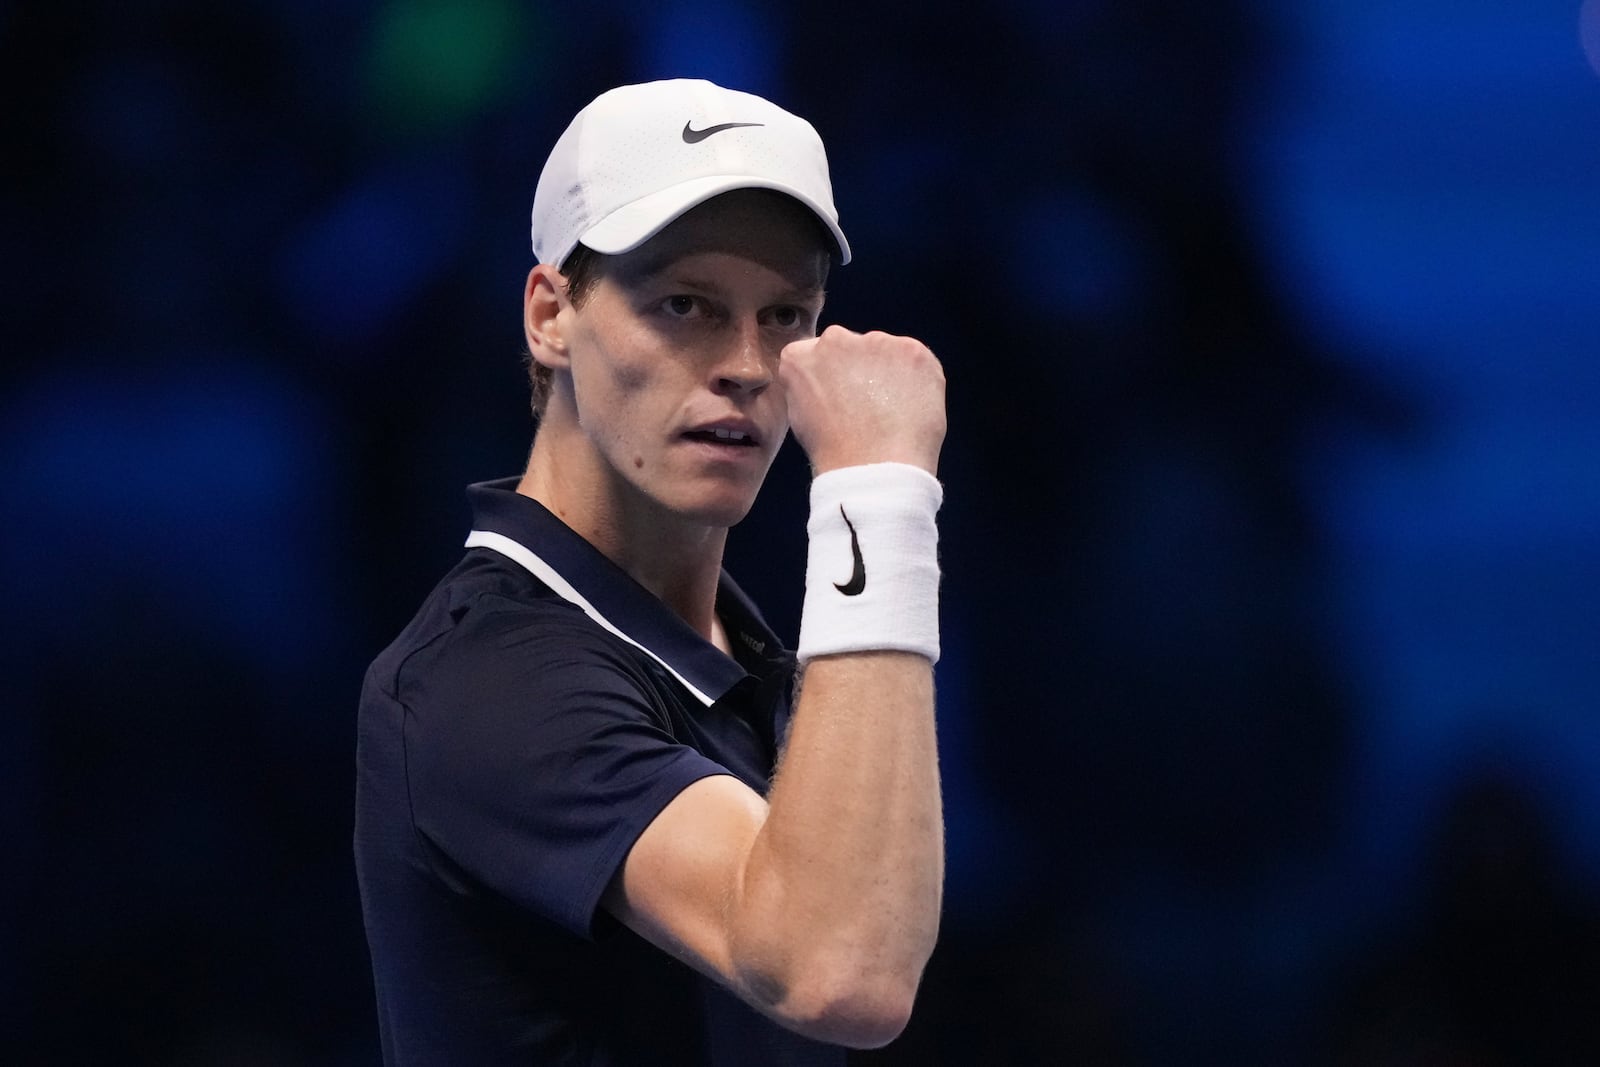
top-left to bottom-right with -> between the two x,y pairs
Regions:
633,456 -> 644,469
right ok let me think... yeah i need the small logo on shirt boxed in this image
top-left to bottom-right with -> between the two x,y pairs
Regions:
834,506 -> 866,596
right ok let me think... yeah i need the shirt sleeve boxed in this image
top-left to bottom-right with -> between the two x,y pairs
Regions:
397,593 -> 731,939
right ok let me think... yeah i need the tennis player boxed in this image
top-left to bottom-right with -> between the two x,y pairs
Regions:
355,78 -> 946,1065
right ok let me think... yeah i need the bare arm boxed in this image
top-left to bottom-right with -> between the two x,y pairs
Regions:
606,325 -> 947,1047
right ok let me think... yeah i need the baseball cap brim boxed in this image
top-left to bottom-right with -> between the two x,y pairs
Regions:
578,174 -> 852,265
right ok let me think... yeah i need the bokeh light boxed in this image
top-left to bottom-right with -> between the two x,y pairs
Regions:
362,0 -> 533,135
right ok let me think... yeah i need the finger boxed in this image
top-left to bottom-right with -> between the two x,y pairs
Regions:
781,336 -> 819,361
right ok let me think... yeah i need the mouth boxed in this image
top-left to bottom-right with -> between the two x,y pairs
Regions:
682,426 -> 760,448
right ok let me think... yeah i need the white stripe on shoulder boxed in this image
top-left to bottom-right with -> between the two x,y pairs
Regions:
464,529 -> 714,707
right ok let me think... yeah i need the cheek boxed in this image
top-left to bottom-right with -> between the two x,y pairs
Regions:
765,380 -> 792,435
608,357 -> 653,395
572,332 -> 653,412
589,321 -> 661,395
570,333 -> 671,464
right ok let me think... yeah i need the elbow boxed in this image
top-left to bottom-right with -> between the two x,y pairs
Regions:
746,960 -> 923,1049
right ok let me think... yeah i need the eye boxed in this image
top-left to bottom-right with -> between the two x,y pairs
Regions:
662,294 -> 700,318
768,305 -> 811,330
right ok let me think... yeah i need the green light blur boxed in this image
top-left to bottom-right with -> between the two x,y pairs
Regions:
363,0 -> 535,133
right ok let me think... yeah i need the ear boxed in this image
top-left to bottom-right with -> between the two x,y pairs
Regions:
524,264 -> 573,371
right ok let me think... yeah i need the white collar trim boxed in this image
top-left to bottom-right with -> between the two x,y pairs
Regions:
464,529 -> 715,707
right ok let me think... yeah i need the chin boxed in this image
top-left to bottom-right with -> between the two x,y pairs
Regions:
666,482 -> 762,528
687,496 -> 759,529
658,462 -> 771,525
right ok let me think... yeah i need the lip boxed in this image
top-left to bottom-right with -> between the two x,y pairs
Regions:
680,417 -> 763,449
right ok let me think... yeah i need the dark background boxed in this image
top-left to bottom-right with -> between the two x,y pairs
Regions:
6,2 -> 1600,1063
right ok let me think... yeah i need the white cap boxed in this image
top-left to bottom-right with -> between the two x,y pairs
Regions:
531,79 -> 851,269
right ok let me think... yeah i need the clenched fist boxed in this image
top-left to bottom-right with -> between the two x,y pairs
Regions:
779,325 -> 946,476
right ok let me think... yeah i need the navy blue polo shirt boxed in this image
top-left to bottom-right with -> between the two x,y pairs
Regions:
354,478 -> 842,1066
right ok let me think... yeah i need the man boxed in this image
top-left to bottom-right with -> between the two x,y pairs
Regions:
355,78 -> 947,1065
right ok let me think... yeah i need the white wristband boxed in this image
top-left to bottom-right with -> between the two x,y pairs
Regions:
795,463 -> 943,665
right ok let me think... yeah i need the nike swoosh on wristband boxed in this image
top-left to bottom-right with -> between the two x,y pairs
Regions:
834,506 -> 866,596
681,120 -> 764,143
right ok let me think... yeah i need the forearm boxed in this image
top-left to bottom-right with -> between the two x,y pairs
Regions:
729,650 -> 943,1044
719,326 -> 948,1043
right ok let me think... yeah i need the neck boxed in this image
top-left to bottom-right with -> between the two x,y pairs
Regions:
517,435 -> 729,644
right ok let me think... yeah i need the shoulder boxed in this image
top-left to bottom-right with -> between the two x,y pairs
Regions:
407,554 -> 665,707
364,548 -> 668,722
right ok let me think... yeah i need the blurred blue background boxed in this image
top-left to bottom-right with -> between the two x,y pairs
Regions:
5,1 -> 1599,1063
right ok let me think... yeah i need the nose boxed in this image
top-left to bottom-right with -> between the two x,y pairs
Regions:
711,319 -> 774,396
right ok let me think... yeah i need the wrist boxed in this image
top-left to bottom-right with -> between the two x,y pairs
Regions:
795,464 -> 943,665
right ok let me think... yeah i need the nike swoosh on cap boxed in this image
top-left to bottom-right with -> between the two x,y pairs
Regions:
682,120 -> 765,144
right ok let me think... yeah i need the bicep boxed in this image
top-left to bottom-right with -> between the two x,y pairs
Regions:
602,773 -> 769,988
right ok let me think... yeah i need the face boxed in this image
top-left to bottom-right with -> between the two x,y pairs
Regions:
552,190 -> 830,529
